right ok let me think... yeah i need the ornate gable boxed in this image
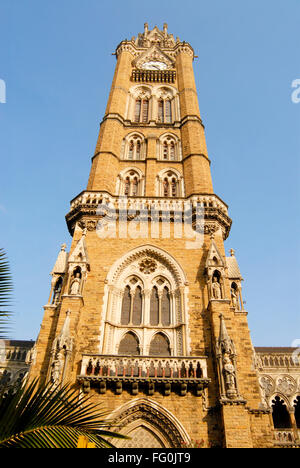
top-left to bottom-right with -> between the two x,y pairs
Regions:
205,240 -> 225,271
68,229 -> 90,269
132,45 -> 175,70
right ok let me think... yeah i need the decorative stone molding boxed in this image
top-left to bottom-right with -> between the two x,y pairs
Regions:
106,397 -> 191,448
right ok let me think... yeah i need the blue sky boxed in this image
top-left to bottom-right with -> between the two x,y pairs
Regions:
0,0 -> 299,346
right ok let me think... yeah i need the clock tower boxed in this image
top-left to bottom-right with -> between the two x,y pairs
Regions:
29,23 -> 275,448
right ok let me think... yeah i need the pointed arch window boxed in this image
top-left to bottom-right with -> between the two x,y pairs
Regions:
124,135 -> 144,161
158,135 -> 181,161
149,333 -> 171,356
118,332 -> 140,355
162,172 -> 179,197
119,169 -> 143,196
272,396 -> 292,429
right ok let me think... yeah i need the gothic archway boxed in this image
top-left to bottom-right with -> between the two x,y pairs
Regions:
108,399 -> 190,448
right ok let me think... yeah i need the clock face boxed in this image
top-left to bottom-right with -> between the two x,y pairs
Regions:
141,61 -> 168,71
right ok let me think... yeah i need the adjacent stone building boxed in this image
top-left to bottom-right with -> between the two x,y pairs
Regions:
27,24 -> 300,448
0,340 -> 34,390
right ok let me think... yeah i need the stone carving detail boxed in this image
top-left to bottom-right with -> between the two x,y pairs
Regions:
119,426 -> 164,448
69,272 -> 81,295
230,287 -> 238,309
259,375 -> 275,407
276,376 -> 297,396
139,258 -> 157,274
216,314 -> 241,401
211,277 -> 222,299
109,401 -> 185,448
49,310 -> 73,386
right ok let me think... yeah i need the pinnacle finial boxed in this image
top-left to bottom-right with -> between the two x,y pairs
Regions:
144,22 -> 148,35
163,23 -> 168,34
230,248 -> 235,257
61,243 -> 67,251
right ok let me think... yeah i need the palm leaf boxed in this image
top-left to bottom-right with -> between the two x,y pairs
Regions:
0,379 -> 127,448
0,249 -> 13,339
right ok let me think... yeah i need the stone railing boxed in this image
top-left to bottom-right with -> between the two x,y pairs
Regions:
274,429 -> 299,446
66,191 -> 232,238
69,191 -> 229,217
255,351 -> 300,369
77,354 -> 210,396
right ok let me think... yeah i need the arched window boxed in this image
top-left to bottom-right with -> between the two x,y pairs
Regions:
149,333 -> 171,356
156,169 -> 184,198
159,135 -> 180,161
118,169 -> 144,196
272,396 -> 292,429
103,248 -> 187,357
118,332 -> 140,355
123,134 -> 145,160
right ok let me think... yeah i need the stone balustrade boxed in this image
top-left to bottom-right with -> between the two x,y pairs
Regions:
255,350 -> 300,369
274,429 -> 297,445
69,191 -> 229,216
77,354 -> 210,396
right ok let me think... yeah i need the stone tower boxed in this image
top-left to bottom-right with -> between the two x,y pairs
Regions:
29,23 -> 276,448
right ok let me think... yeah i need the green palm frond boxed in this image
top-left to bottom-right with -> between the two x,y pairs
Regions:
0,249 -> 13,339
0,379 -> 127,448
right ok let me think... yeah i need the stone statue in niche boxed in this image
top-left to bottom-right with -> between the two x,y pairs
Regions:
52,278 -> 62,304
231,288 -> 237,308
212,276 -> 222,299
50,350 -> 64,384
70,272 -> 81,295
223,355 -> 237,398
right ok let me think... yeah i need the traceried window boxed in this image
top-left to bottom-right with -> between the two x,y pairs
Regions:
117,168 -> 144,196
149,333 -> 171,356
159,134 -> 180,161
272,396 -> 292,429
162,173 -> 179,197
122,133 -> 145,161
156,169 -> 184,197
118,332 -> 140,355
103,247 -> 187,357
